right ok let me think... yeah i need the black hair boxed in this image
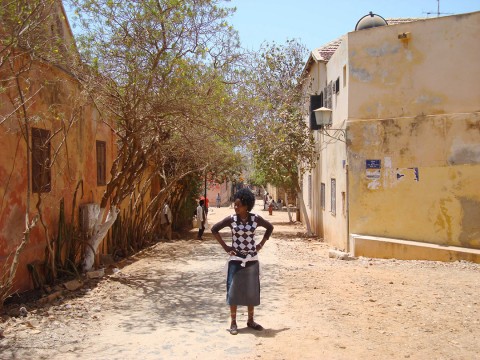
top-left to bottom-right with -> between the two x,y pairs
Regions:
199,199 -> 204,206
234,188 -> 255,211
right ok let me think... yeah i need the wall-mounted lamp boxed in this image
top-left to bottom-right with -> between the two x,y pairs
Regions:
313,107 -> 346,143
313,107 -> 332,126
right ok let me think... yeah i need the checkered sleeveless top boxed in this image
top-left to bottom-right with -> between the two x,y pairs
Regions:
230,214 -> 258,256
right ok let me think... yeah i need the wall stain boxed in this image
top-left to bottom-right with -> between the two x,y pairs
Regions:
434,198 -> 453,243
459,197 -> 480,249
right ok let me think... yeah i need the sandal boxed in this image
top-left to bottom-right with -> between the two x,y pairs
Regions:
229,324 -> 238,335
247,321 -> 264,331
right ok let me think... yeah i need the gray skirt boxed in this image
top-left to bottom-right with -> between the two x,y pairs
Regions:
226,260 -> 260,306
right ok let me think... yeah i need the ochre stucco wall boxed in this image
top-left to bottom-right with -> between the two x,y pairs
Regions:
348,12 -> 480,119
347,114 -> 480,249
0,59 -> 115,292
346,12 -> 480,250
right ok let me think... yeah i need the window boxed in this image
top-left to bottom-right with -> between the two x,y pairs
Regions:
308,175 -> 312,208
96,140 -> 106,186
32,128 -> 51,193
335,77 -> 340,94
309,94 -> 323,130
330,178 -> 336,216
342,191 -> 346,217
343,65 -> 347,87
326,81 -> 333,108
321,183 -> 325,210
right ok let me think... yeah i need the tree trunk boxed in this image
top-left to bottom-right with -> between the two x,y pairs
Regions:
284,193 -> 293,222
297,188 -> 313,236
82,206 -> 120,272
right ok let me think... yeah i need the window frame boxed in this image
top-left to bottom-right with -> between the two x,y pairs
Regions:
330,178 -> 336,216
96,140 -> 107,186
31,128 -> 51,193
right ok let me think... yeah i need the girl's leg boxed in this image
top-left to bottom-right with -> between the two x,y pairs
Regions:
229,305 -> 238,335
247,306 -> 263,330
247,305 -> 254,323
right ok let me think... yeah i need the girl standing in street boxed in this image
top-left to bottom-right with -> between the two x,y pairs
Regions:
211,188 -> 274,335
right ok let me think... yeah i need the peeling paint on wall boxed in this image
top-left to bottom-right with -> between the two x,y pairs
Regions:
415,94 -> 442,105
435,198 -> 453,243
396,168 -> 419,182
448,143 -> 480,165
349,66 -> 372,82
365,43 -> 401,57
367,179 -> 381,190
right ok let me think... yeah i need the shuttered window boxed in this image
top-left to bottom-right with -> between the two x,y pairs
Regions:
96,141 -> 106,186
32,128 -> 51,193
309,94 -> 323,130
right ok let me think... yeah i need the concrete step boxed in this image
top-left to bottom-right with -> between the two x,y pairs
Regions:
350,234 -> 480,264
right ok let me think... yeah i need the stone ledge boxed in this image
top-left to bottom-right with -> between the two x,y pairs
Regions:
350,234 -> 480,264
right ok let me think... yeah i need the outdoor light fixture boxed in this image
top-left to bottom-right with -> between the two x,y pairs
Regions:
313,107 -> 332,127
313,107 -> 346,143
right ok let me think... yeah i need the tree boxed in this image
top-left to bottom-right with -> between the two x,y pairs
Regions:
246,40 -> 317,232
67,0 -> 246,270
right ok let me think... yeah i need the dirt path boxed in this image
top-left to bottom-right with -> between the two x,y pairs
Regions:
1,200 -> 479,359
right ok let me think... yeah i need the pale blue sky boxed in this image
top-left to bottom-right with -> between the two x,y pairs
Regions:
224,0 -> 480,51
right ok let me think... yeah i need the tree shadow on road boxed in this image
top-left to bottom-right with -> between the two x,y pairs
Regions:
101,241 -> 232,334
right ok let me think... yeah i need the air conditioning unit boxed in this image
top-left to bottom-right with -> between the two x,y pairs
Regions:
79,203 -> 100,237
313,107 -> 332,127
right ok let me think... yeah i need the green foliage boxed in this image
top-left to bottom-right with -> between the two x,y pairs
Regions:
248,167 -> 267,188
67,0 -> 245,209
244,39 -> 317,192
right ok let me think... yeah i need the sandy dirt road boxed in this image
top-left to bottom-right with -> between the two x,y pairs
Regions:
1,200 -> 479,359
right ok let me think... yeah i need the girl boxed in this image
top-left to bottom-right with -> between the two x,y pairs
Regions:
211,188 -> 274,335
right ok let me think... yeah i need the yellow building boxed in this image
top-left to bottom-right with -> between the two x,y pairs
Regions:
301,11 -> 480,262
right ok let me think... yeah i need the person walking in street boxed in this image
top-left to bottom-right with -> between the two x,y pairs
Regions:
160,202 -> 173,241
211,188 -> 274,335
196,199 -> 206,240
216,193 -> 221,208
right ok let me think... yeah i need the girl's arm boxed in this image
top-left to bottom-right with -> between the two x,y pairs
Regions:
256,216 -> 274,250
211,216 -> 235,254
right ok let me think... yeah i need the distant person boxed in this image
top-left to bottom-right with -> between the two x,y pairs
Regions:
216,193 -> 221,208
196,199 -> 206,240
202,196 -> 209,214
211,188 -> 274,335
160,202 -> 172,241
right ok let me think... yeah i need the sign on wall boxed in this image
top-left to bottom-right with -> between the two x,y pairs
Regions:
366,159 -> 381,180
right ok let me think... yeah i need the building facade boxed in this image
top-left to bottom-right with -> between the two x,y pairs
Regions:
0,1 -> 116,292
301,12 -> 480,261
